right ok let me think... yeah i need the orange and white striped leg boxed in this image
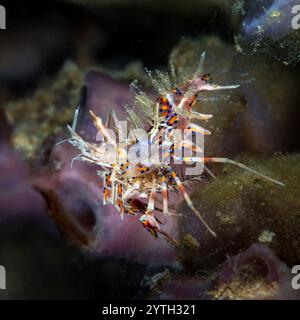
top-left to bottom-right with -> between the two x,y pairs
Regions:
140,180 -> 179,245
140,180 -> 160,238
161,175 -> 169,215
170,169 -> 217,237
89,110 -> 116,147
178,157 -> 284,187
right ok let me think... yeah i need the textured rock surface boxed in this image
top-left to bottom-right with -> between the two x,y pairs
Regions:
178,154 -> 300,270
153,243 -> 300,300
226,0 -> 300,66
4,62 -> 83,159
0,110 -> 46,219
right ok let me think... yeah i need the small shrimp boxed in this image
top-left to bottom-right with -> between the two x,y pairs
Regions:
61,52 -> 284,246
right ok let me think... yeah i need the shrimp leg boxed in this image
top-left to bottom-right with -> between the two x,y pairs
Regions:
176,157 -> 284,187
169,169 -> 217,237
140,179 -> 178,245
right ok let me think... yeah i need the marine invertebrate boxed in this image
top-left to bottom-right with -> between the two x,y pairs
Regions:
61,53 -> 283,244
33,72 -> 178,263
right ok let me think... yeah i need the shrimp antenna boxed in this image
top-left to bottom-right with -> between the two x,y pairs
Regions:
195,51 -> 206,76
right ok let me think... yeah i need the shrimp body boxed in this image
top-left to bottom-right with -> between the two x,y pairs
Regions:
63,52 -> 284,245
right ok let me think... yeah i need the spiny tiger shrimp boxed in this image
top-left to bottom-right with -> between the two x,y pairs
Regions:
60,52 -> 284,246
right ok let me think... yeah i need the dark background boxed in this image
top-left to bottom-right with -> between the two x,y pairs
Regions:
0,0 -> 233,300
0,0 -> 300,300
